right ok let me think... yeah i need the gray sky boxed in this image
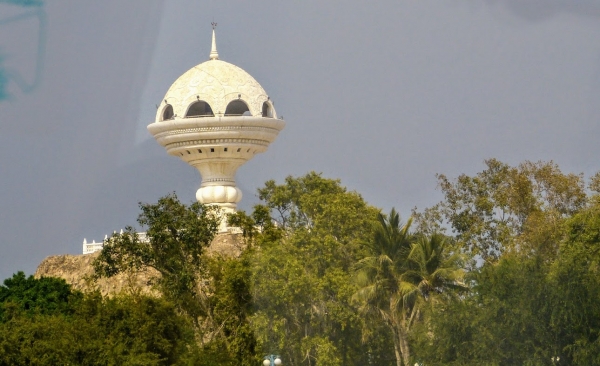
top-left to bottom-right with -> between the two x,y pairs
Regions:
1,0 -> 599,280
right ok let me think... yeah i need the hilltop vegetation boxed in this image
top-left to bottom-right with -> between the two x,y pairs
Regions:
2,160 -> 600,365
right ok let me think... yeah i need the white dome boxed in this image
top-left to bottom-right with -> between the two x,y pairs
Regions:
148,29 -> 285,215
157,59 -> 273,122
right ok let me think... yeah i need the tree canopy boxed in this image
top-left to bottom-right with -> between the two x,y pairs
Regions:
0,274 -> 196,365
4,161 -> 600,365
0,272 -> 77,321
414,159 -> 588,262
410,160 -> 600,365
93,193 -> 220,332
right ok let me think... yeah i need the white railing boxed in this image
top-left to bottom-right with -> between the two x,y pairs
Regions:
82,230 -> 148,254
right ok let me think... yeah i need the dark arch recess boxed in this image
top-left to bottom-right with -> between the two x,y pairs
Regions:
186,100 -> 214,117
161,104 -> 174,121
224,100 -> 250,116
262,102 -> 273,118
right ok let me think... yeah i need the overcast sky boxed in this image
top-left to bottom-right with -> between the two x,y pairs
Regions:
1,0 -> 599,280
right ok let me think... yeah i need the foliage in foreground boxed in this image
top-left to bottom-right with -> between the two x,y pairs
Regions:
240,173 -> 386,366
353,210 -> 466,366
410,163 -> 600,365
4,161 -> 600,365
92,193 -> 260,366
93,193 -> 220,333
0,274 -> 196,365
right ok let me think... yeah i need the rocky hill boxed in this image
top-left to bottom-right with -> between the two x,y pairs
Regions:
35,233 -> 244,296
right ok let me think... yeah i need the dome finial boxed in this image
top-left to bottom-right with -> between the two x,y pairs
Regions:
210,22 -> 219,60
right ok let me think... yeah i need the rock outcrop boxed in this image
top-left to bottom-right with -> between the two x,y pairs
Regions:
35,233 -> 244,296
34,252 -> 159,297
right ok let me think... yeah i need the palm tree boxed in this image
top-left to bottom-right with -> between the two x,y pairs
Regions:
404,234 -> 465,301
353,209 -> 465,366
401,234 -> 467,333
353,208 -> 413,366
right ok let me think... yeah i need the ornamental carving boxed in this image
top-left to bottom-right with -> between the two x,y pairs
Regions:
160,125 -> 280,136
157,60 -> 270,121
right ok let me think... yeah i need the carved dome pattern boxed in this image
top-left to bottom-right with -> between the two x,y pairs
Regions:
156,60 -> 271,122
148,29 -> 285,218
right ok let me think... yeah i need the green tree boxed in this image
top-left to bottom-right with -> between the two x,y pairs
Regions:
234,172 -> 383,365
205,255 -> 260,366
93,193 -> 220,335
411,253 -> 558,365
353,209 -> 413,366
589,171 -> 600,194
549,197 -> 600,364
354,210 -> 466,366
93,193 -> 260,365
413,159 -> 587,262
407,163 -> 600,365
75,294 -> 194,365
403,234 -> 465,305
0,271 -> 78,321
0,274 -> 196,365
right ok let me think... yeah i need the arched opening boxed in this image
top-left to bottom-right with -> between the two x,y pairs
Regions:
224,100 -> 250,116
186,100 -> 214,117
161,104 -> 174,121
262,102 -> 273,118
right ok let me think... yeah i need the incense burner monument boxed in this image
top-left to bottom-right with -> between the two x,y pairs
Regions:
147,28 -> 285,224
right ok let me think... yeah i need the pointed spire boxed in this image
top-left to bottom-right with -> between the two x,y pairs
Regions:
210,22 -> 219,60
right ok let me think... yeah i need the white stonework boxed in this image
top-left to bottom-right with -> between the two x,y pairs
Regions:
83,231 -> 149,255
147,28 -> 285,216
82,238 -> 105,255
82,28 -> 282,253
155,59 -> 272,121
